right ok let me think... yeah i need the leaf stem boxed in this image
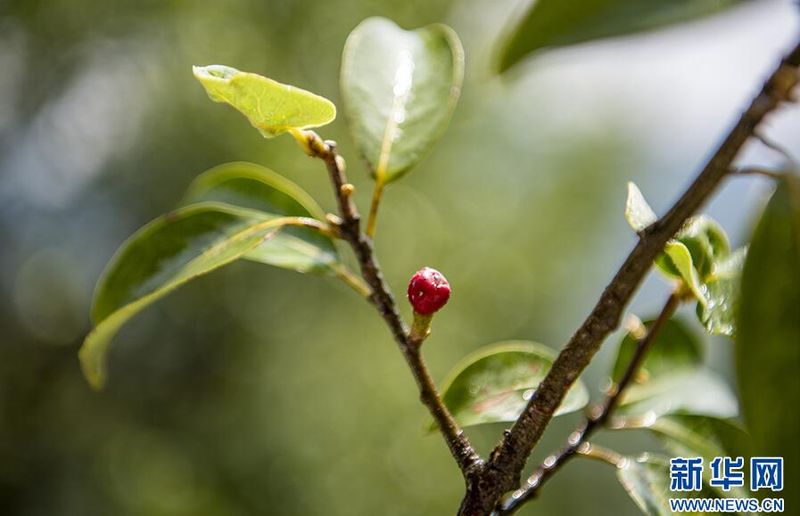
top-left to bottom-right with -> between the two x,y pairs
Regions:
365,179 -> 385,237
733,167 -> 787,180
330,263 -> 372,297
496,292 -> 680,515
575,442 -> 625,468
754,130 -> 799,165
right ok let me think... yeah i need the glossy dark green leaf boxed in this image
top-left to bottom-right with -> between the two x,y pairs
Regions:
340,17 -> 464,183
437,341 -> 589,428
182,162 -> 338,274
496,0 -> 745,72
611,317 -> 701,384
81,203 -> 313,389
696,247 -> 746,337
193,65 -> 335,138
737,178 -> 800,483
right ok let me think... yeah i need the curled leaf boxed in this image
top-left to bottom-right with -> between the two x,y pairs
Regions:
193,65 -> 335,138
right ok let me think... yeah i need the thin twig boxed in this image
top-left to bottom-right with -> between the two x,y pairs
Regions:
497,293 -> 679,515
733,166 -> 787,180
300,130 -> 483,476
457,37 -> 800,515
754,130 -> 799,164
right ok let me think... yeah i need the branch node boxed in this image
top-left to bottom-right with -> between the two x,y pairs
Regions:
341,182 -> 355,197
325,213 -> 344,227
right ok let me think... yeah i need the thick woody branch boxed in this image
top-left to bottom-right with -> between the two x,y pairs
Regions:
498,293 -> 680,514
301,132 -> 483,476
457,37 -> 800,516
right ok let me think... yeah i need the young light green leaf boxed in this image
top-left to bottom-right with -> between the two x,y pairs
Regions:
737,178 -> 800,492
437,341 -> 589,428
193,65 -> 336,138
611,317 -> 701,384
182,162 -> 338,274
81,203 -> 315,389
496,0 -> 745,73
340,17 -> 464,183
696,247 -> 746,337
661,240 -> 706,303
673,216 -> 730,279
625,182 -> 657,232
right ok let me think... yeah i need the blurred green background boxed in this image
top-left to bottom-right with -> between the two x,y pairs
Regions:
1,0 -> 798,514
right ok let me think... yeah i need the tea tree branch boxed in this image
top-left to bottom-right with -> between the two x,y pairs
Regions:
298,131 -> 483,475
457,37 -> 800,515
498,292 -> 680,514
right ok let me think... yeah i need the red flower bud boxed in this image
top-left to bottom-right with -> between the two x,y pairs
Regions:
407,267 -> 451,315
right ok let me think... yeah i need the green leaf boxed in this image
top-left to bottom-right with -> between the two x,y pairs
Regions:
340,17 -> 464,183
611,318 -> 736,418
625,182 -> 657,232
673,216 -> 730,279
621,414 -> 750,499
661,240 -> 707,303
496,0 -> 745,72
737,178 -> 800,483
182,162 -> 338,274
81,203 -> 309,389
193,65 -> 335,138
619,368 -> 738,419
624,183 -> 727,303
658,217 -> 730,300
617,454 -> 732,514
617,455 -> 673,515
649,415 -> 746,463
696,247 -> 746,337
611,317 -> 701,384
437,341 -> 589,428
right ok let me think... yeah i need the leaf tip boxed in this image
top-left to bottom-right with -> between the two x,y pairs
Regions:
192,64 -> 238,82
78,338 -> 106,391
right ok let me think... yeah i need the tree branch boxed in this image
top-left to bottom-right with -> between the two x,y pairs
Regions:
497,292 -> 680,515
300,132 -> 483,476
457,36 -> 800,515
